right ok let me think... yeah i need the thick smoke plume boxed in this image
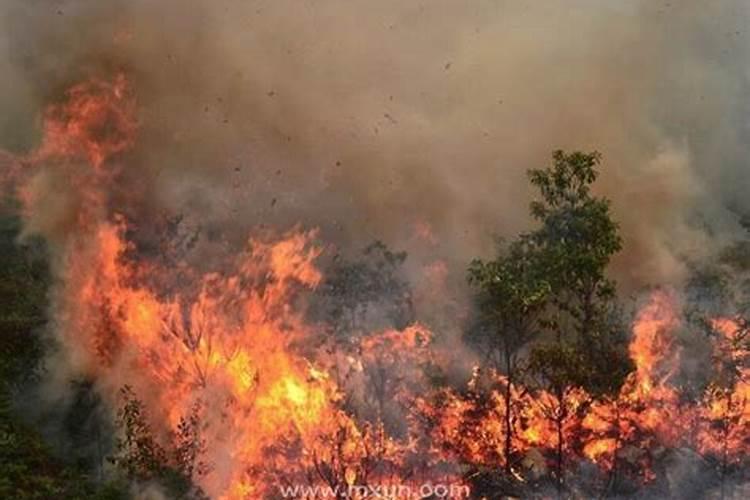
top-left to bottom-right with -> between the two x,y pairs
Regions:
1,1 -> 749,289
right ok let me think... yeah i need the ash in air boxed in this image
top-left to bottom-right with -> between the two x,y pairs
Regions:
0,2 -> 748,499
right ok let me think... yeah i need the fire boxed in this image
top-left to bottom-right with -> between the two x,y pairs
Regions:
17,76 -> 464,499
583,438 -> 617,463
61,215 -> 456,497
627,290 -> 681,392
421,289 -> 749,486
12,75 -> 750,498
695,317 -> 750,465
36,73 -> 136,170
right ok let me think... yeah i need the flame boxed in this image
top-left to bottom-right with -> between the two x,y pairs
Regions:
695,317 -> 750,463
420,290 -> 718,483
16,75 -> 470,499
36,74 -> 136,170
14,75 -> 750,497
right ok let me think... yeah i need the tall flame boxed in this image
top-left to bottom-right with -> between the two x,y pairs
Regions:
11,75 -> 750,498
19,75 -> 459,499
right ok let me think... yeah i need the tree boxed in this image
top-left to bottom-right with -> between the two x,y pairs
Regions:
112,386 -> 209,499
467,237 -> 551,475
525,151 -> 630,495
312,241 -> 414,340
0,214 -> 128,499
0,215 -> 48,387
526,150 -> 630,395
683,220 -> 750,499
470,151 -> 630,495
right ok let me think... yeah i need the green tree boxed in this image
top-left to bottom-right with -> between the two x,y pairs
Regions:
112,386 -> 209,499
469,151 -> 630,495
0,216 -> 48,386
526,150 -> 629,395
468,237 -> 551,474
526,151 -> 630,494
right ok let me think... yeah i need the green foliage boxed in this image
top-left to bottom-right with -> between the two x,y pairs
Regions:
527,343 -> 585,395
525,151 -> 630,396
469,151 -> 630,395
466,151 -> 631,493
468,238 -> 552,358
111,386 -> 209,499
527,151 -> 621,304
0,409 -> 128,500
0,214 -> 129,499
0,216 -> 48,386
62,379 -> 114,475
113,386 -> 170,481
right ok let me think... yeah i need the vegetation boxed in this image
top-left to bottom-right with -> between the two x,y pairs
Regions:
311,240 -> 414,338
1,151 -> 747,499
467,151 -> 633,495
111,386 -> 209,499
0,215 -> 128,499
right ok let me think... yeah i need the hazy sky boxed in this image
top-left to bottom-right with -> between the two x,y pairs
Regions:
2,0 -> 749,290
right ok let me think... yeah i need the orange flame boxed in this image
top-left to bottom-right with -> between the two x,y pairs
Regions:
16,75 -> 750,497
37,74 -> 136,170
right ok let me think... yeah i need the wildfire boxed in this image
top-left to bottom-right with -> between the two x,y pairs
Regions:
19,75 -> 462,499
36,74 -> 136,170
695,317 -> 750,465
12,75 -> 750,498
422,289 -> 749,488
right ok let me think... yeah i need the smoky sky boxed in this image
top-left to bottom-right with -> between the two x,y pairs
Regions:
1,0 -> 750,291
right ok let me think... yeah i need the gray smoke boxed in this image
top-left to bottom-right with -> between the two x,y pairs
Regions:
1,0 -> 749,290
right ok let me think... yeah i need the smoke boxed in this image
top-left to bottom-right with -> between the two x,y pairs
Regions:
132,482 -> 169,500
2,1 -> 750,291
3,3 -> 750,497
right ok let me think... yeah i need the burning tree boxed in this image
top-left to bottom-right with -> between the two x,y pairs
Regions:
466,235 -> 551,478
3,72 -> 750,500
459,151 -> 632,496
697,318 -> 750,500
525,151 -> 631,495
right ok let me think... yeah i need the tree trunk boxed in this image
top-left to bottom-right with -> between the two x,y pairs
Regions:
555,389 -> 565,499
503,354 -> 513,475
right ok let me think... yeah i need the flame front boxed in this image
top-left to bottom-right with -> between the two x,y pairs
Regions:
12,75 -> 750,498
17,75 -> 460,499
421,290 -> 749,486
